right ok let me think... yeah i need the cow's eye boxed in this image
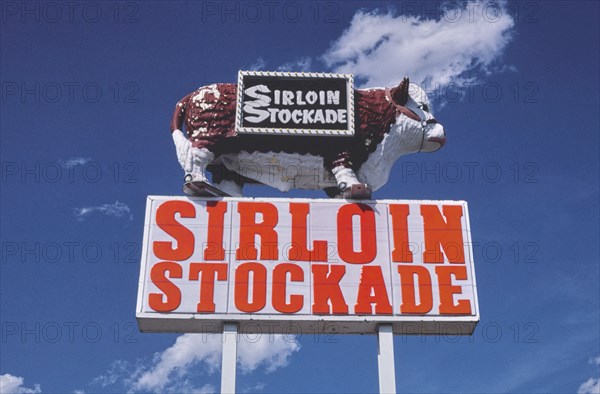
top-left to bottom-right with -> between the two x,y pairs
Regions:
420,104 -> 429,112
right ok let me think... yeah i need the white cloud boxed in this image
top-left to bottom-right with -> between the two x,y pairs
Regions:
73,201 -> 133,221
277,57 -> 312,72
94,333 -> 300,393
93,359 -> 138,388
578,355 -> 600,394
249,57 -> 267,71
322,2 -> 514,91
173,382 -> 215,394
242,382 -> 266,393
578,378 -> 600,394
237,333 -> 300,373
133,334 -> 223,392
0,374 -> 42,394
60,157 -> 92,168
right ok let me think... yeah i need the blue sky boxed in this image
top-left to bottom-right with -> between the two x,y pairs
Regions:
1,1 -> 599,393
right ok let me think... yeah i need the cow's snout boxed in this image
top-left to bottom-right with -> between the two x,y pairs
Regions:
421,123 -> 446,152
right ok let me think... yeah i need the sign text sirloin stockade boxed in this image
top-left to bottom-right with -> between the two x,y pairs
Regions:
138,197 -> 478,328
243,84 -> 346,126
236,72 -> 354,135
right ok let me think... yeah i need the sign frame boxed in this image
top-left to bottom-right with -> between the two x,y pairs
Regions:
235,70 -> 355,136
136,196 -> 480,335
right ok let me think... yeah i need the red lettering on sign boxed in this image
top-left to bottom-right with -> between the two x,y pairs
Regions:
354,265 -> 393,315
337,204 -> 377,264
143,199 -> 476,323
153,201 -> 195,261
421,205 -> 465,264
149,261 -> 182,312
312,264 -> 348,314
272,263 -> 304,313
289,203 -> 328,262
435,265 -> 472,314
397,265 -> 433,314
235,262 -> 267,312
204,202 -> 227,261
389,204 -> 413,263
236,202 -> 279,261
189,263 -> 228,313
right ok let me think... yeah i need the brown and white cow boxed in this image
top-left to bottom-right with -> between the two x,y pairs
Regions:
170,77 -> 445,198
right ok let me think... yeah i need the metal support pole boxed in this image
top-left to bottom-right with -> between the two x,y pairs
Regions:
377,324 -> 396,394
221,322 -> 238,394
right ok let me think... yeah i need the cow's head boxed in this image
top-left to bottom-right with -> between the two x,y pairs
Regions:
388,77 -> 446,153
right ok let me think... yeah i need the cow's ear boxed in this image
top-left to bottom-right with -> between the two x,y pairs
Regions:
390,77 -> 410,106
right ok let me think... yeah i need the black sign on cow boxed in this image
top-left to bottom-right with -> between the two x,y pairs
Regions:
235,71 -> 355,136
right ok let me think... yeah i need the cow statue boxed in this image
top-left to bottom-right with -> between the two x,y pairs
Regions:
170,77 -> 445,199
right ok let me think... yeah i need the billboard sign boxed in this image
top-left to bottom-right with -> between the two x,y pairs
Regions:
136,196 -> 479,334
235,71 -> 354,136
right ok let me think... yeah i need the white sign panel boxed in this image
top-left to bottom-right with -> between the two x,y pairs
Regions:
136,197 -> 479,334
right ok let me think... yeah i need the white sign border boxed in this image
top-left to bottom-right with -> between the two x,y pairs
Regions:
136,196 -> 480,335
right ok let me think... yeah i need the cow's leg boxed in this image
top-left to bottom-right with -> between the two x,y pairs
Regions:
332,166 -> 372,199
172,129 -> 215,185
185,147 -> 214,184
332,166 -> 360,190
324,187 -> 342,198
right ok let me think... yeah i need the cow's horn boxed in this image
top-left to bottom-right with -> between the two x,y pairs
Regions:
390,76 -> 410,106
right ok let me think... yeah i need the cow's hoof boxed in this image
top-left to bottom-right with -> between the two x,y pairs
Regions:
183,181 -> 231,197
341,184 -> 372,200
324,187 -> 343,199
